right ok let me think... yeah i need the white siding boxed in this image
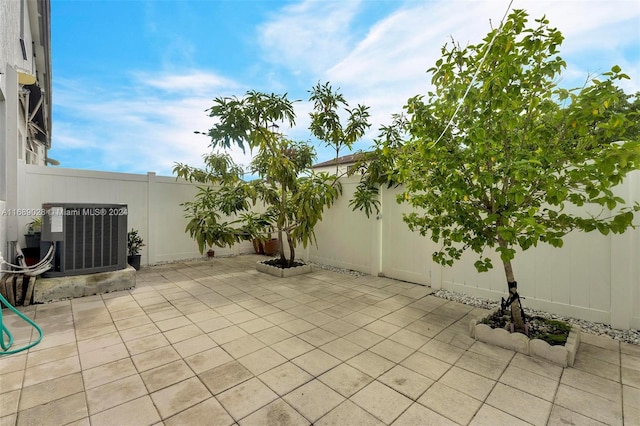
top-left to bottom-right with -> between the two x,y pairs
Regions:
1,0 -> 49,264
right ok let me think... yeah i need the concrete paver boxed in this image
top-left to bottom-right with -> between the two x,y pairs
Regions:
0,254 -> 636,425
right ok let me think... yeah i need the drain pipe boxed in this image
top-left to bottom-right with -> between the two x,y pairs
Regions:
0,245 -> 54,355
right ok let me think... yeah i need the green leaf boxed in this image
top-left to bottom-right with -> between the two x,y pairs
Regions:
345,10 -> 639,283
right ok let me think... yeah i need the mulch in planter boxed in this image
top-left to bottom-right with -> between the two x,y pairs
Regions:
481,310 -> 571,346
262,259 -> 306,269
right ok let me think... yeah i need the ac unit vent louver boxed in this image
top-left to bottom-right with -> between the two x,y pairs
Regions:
41,203 -> 128,277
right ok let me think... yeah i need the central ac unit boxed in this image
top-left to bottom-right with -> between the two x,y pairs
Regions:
41,203 -> 128,276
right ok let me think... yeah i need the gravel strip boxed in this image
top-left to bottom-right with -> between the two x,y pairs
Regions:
309,262 -> 367,277
433,289 -> 640,345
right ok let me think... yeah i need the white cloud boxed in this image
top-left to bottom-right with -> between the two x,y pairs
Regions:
141,71 -> 239,94
315,0 -> 640,138
521,1 -> 639,47
315,1 -> 509,138
258,0 -> 363,74
50,71 -> 253,176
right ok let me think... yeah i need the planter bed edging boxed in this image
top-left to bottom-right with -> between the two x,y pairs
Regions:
469,313 -> 581,367
256,260 -> 312,278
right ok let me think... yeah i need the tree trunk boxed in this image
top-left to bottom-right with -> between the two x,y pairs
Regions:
497,236 -> 525,332
287,233 -> 295,267
503,260 -> 525,333
278,184 -> 287,265
278,228 -> 286,265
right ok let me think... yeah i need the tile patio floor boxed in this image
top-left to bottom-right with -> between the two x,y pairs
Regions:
1,254 -> 638,425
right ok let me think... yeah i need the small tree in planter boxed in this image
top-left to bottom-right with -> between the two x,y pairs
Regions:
127,229 -> 145,270
175,88 -> 367,268
177,140 -> 339,268
351,10 -> 640,332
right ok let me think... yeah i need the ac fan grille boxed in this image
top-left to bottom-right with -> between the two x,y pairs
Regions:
63,213 -> 121,272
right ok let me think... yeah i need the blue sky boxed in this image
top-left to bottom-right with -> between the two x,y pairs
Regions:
48,0 -> 640,177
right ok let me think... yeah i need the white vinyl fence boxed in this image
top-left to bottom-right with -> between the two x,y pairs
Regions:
16,165 -> 640,329
17,164 -> 253,266
309,175 -> 640,330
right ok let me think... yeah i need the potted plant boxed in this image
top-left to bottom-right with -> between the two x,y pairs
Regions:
24,217 -> 42,248
127,228 -> 145,270
22,217 -> 43,266
263,237 -> 279,256
27,216 -> 42,234
182,201 -> 243,257
238,213 -> 275,255
252,238 -> 265,255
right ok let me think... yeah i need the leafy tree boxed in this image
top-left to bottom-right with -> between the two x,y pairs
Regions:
309,82 -> 371,175
174,153 -> 250,254
174,90 -> 357,267
352,10 -> 640,331
610,89 -> 640,139
348,113 -> 408,217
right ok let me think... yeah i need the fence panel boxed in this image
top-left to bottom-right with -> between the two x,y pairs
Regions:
310,173 -> 638,328
307,177 -> 378,275
379,185 -> 435,285
19,165 -> 256,266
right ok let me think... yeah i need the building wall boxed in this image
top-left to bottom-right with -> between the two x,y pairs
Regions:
1,0 -> 19,264
1,0 -> 49,264
0,0 -> 42,164
313,164 -> 351,175
0,2 -> 23,75
1,66 -> 20,265
0,81 -> 6,259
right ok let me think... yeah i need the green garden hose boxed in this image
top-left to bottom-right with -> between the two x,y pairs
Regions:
0,244 -> 54,355
0,292 -> 44,355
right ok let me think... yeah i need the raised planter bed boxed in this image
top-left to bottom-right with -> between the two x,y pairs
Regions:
256,259 -> 312,278
469,310 -> 581,367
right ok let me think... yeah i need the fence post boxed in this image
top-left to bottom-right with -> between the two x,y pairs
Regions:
430,263 -> 442,290
609,171 -> 639,329
147,172 -> 157,266
372,193 -> 383,277
610,232 -> 635,329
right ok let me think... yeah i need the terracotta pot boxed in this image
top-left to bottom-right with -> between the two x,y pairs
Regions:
207,249 -> 215,258
252,239 -> 265,254
263,238 -> 279,256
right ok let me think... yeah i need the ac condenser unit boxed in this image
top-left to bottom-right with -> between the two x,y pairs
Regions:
41,203 -> 128,276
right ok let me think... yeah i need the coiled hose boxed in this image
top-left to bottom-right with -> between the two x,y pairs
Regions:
0,292 -> 44,355
0,243 -> 54,355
